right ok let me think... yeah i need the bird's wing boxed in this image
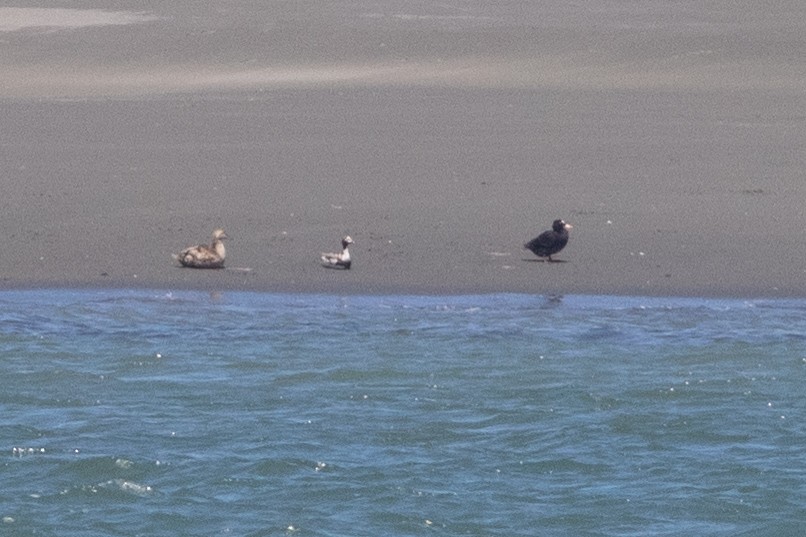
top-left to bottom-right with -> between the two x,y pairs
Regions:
182,245 -> 222,263
526,232 -> 550,249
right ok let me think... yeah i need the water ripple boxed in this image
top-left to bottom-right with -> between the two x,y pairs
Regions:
1,289 -> 805,536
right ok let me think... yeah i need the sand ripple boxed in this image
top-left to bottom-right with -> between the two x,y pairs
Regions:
0,7 -> 157,32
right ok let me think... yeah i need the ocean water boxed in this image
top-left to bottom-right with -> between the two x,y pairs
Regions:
1,289 -> 804,537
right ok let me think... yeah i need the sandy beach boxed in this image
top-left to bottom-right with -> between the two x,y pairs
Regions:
1,1 -> 805,297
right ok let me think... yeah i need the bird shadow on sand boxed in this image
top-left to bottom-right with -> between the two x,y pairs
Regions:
521,258 -> 569,263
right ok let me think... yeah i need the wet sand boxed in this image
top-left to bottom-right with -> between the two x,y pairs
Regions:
1,2 -> 805,297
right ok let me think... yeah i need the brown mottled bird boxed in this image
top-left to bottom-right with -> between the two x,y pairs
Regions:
175,229 -> 228,268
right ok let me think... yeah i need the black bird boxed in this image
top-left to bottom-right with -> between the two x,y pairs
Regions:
524,219 -> 572,262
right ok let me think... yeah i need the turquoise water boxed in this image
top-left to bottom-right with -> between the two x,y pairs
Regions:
1,289 -> 804,536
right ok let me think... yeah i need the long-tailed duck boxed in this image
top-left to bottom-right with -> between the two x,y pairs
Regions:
524,219 -> 572,262
175,229 -> 228,268
321,236 -> 353,269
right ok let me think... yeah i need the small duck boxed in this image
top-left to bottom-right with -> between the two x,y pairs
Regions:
524,219 -> 572,262
175,229 -> 228,268
321,236 -> 353,269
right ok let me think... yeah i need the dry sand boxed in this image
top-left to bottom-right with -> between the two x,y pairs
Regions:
1,2 -> 805,297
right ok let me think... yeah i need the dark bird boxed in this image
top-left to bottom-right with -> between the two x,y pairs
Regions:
174,229 -> 228,268
321,236 -> 353,269
524,219 -> 572,262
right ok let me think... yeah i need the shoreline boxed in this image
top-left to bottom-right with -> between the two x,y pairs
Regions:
2,282 -> 804,302
2,271 -> 804,301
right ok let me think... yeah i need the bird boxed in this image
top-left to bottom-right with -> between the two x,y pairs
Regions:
174,229 -> 228,268
321,236 -> 353,269
524,219 -> 572,262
